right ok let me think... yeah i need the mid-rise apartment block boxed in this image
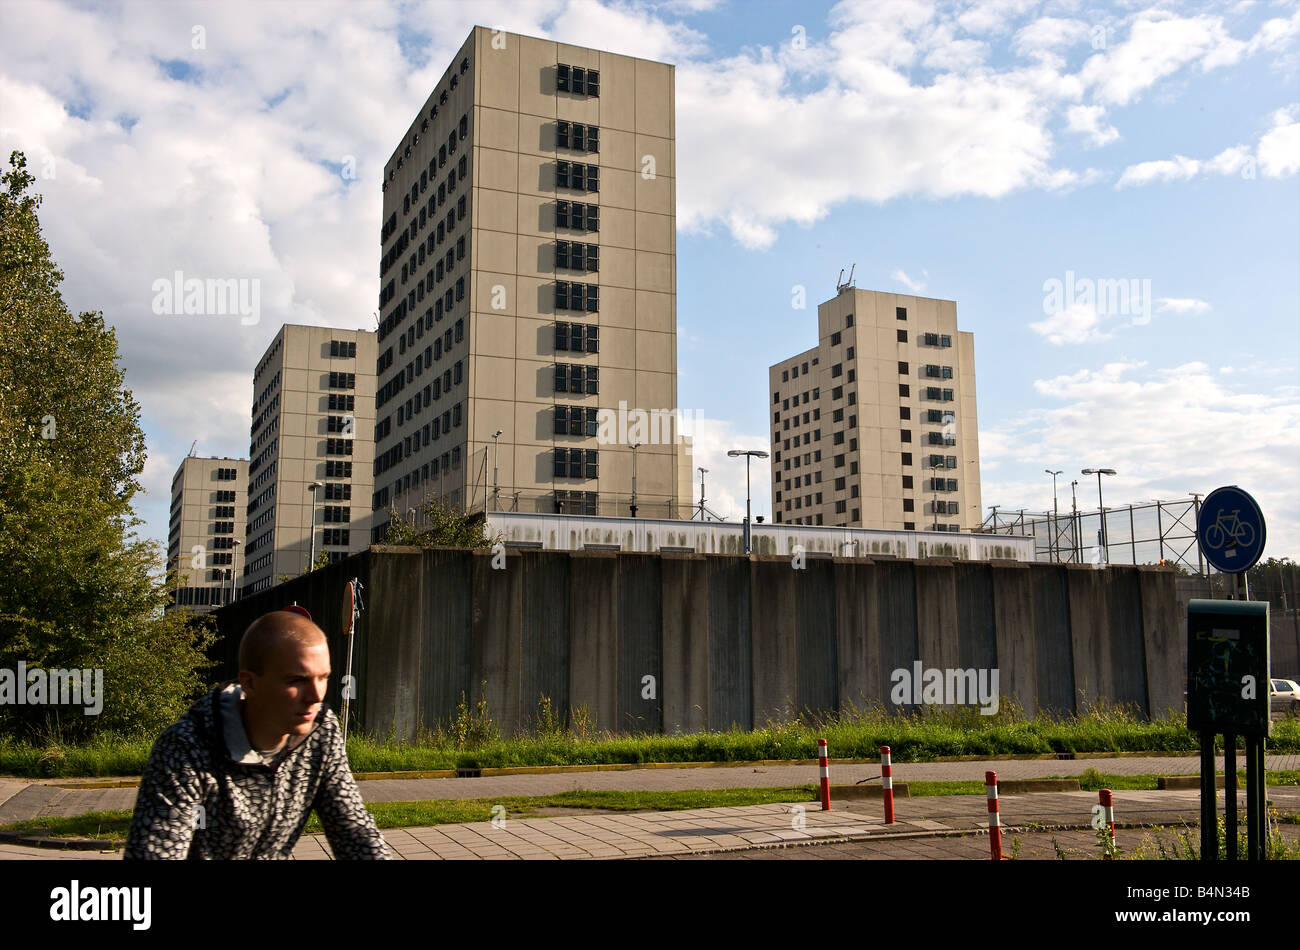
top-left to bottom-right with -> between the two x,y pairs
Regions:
371,26 -> 690,537
166,455 -> 248,611
769,287 -> 981,531
242,325 -> 377,597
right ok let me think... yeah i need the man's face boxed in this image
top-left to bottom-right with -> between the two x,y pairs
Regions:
244,637 -> 332,740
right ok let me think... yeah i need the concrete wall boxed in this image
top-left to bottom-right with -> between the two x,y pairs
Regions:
210,548 -> 1182,737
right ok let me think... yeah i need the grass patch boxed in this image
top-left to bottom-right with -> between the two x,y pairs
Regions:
5,699 -> 1299,779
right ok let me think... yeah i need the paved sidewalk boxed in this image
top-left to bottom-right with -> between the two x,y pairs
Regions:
4,784 -> 1295,861
3,753 -> 1297,824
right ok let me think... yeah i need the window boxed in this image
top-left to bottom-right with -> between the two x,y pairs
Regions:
942,366 -> 953,379
903,499 -> 914,512
896,307 -> 907,320
901,429 -> 912,443
831,363 -> 842,378
328,371 -> 356,389
943,388 -> 954,401
215,468 -> 238,481
946,455 -> 957,468
845,314 -> 854,326
557,64 -> 599,96
902,453 -> 912,466
329,340 -> 357,358
898,361 -> 909,375
831,331 -> 841,346
834,454 -> 845,469
832,386 -> 843,400
326,438 -> 353,456
900,407 -> 911,419
897,329 -> 907,343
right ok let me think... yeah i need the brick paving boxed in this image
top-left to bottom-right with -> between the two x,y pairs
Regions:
3,783 -> 1294,861
3,753 -> 1297,823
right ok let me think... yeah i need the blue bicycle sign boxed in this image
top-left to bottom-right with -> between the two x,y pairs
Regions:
1197,486 -> 1266,573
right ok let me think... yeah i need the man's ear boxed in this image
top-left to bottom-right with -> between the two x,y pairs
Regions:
237,670 -> 255,696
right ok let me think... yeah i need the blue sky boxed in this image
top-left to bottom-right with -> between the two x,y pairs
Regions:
2,0 -> 1297,560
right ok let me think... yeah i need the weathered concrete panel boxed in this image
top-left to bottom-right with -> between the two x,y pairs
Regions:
520,551 -> 570,734
751,556 -> 798,722
707,557 -> 751,730
568,552 -> 618,731
617,554 -> 662,733
470,548 -> 523,738
422,549 -> 473,732
661,555 -> 709,733
955,563 -> 998,688
916,562 -> 961,673
1067,566 -> 1108,711
796,557 -> 838,715
1105,567 -> 1149,713
876,561 -> 919,712
1032,566 -> 1075,715
1139,568 -> 1182,715
991,564 -> 1037,714
835,560 -> 878,709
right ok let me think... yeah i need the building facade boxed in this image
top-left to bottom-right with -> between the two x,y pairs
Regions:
242,325 -> 377,597
371,26 -> 690,539
167,455 -> 248,612
769,287 -> 981,531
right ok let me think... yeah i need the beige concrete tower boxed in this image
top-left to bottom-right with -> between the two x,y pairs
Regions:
166,455 -> 248,612
242,325 -> 377,597
372,26 -> 688,534
768,287 -> 982,531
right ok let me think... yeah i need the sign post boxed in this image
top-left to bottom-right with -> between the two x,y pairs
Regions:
339,579 -> 363,744
1189,486 -> 1269,861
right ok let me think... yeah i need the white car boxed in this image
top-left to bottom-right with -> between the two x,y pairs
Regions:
1270,679 -> 1300,714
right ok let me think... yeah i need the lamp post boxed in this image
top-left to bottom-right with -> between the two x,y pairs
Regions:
230,538 -> 242,604
491,429 -> 502,512
698,467 -> 708,521
307,481 -> 323,572
1045,470 -> 1062,562
630,442 -> 642,518
1070,479 -> 1080,563
727,449 -> 768,554
1081,468 -> 1116,564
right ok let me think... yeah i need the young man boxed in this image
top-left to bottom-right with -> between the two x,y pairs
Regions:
125,609 -> 391,859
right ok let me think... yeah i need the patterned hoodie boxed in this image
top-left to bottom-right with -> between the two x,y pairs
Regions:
125,683 -> 391,860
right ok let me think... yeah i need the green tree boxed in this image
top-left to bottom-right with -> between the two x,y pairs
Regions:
383,493 -> 498,548
0,150 -> 214,739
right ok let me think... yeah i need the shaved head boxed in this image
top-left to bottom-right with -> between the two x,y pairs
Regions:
239,611 -> 328,676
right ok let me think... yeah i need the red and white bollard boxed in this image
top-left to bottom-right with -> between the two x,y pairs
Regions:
986,770 -> 1002,860
818,738 -> 831,811
881,745 -> 895,824
1099,788 -> 1115,841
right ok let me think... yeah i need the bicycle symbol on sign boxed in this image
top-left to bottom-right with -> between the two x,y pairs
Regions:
1203,508 -> 1255,552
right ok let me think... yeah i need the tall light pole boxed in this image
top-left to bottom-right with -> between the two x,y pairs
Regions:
1082,468 -> 1116,564
1070,479 -> 1079,563
307,481 -> 323,571
630,442 -> 642,518
727,449 -> 768,554
491,429 -> 502,512
1045,470 -> 1062,562
698,467 -> 708,521
230,538 -> 242,604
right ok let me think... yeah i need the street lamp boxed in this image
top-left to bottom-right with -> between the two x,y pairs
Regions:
698,467 -> 708,521
630,443 -> 642,518
307,481 -> 323,571
1070,479 -> 1080,563
230,538 -> 242,604
727,449 -> 768,554
491,430 -> 503,512
1045,470 -> 1062,562
1081,468 -> 1116,564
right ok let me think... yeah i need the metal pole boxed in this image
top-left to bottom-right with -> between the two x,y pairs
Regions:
1130,504 -> 1137,565
1156,501 -> 1165,563
1191,493 -> 1205,577
744,454 -> 753,555
1096,472 -> 1107,564
1070,481 -> 1079,563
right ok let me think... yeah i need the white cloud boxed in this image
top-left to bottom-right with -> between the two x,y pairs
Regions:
982,359 -> 1300,558
1065,103 -> 1119,146
1258,104 -> 1300,178
1116,105 -> 1300,186
1013,16 -> 1092,60
1029,302 -> 1113,344
892,267 -> 928,292
1156,297 -> 1211,314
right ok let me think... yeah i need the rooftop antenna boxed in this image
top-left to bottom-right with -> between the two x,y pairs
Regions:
836,263 -> 856,295
187,440 -> 197,457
